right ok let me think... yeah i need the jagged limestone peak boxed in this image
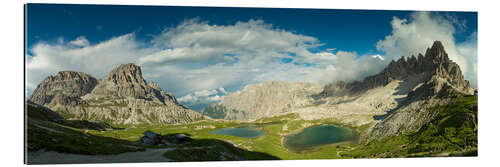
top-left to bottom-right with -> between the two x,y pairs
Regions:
105,63 -> 146,85
29,71 -> 98,105
29,63 -> 203,125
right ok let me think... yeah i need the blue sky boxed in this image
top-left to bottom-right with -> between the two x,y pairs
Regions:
25,4 -> 478,107
26,4 -> 477,57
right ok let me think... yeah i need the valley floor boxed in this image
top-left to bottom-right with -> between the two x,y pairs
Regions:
26,95 -> 478,163
28,148 -> 173,164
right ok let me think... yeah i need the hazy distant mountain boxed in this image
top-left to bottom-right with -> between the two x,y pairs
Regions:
29,63 -> 204,125
201,81 -> 323,119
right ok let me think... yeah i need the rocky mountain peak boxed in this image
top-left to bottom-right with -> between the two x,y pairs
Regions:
325,41 -> 473,96
89,63 -> 152,99
86,63 -> 182,105
383,41 -> 452,77
426,40 -> 447,59
55,71 -> 91,81
148,81 -> 162,91
29,71 -> 98,105
29,63 -> 203,125
105,63 -> 147,85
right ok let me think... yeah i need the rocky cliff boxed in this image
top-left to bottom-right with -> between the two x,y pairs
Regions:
365,41 -> 474,140
202,81 -> 323,120
322,41 -> 473,97
87,63 -> 179,105
29,63 -> 203,125
29,71 -> 98,106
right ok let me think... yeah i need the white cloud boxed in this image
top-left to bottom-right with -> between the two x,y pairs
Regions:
326,48 -> 336,52
69,36 -> 90,47
218,88 -> 228,94
139,19 -> 320,66
27,13 -> 477,100
194,89 -> 218,97
138,19 -> 387,95
25,19 -> 388,97
177,88 -> 226,104
206,95 -> 222,102
26,33 -> 154,95
176,94 -> 195,102
456,32 -> 478,87
376,12 -> 477,87
371,54 -> 385,61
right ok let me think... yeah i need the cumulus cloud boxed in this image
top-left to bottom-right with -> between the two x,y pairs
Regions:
177,88 -> 227,104
25,19 -> 388,97
69,36 -> 90,47
218,87 -> 228,94
139,19 -> 319,65
138,19 -> 387,95
376,12 -> 477,87
456,32 -> 478,87
26,33 -> 153,92
371,54 -> 385,61
26,12 -> 477,101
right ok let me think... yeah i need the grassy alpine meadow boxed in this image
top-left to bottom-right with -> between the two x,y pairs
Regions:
28,95 -> 477,161
341,95 -> 478,158
78,113 -> 371,160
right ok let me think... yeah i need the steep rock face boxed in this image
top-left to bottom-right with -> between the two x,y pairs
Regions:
88,63 -> 178,105
29,71 -> 98,105
313,41 -> 475,141
91,63 -> 149,98
364,41 -> 474,140
202,81 -> 323,120
29,63 -> 203,125
323,41 -> 473,97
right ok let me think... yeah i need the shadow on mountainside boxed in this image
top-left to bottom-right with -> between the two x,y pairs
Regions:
26,118 -> 145,156
27,101 -> 146,164
26,101 -> 279,164
163,137 -> 281,161
27,101 -> 122,131
373,80 -> 412,121
373,97 -> 406,121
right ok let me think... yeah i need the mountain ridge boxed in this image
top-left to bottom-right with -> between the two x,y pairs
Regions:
322,41 -> 473,97
29,63 -> 203,125
201,41 -> 474,141
29,71 -> 98,106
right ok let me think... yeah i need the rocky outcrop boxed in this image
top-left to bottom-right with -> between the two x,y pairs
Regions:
87,63 -> 179,106
29,71 -> 97,105
29,63 -> 203,125
322,41 -> 473,97
362,41 -> 475,140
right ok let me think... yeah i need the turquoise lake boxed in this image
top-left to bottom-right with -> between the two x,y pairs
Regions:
283,124 -> 359,152
211,125 -> 265,138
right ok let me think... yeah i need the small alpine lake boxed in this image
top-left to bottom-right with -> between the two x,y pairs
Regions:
211,124 -> 265,138
283,124 -> 359,153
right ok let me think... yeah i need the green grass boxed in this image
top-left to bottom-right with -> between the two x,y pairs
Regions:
163,139 -> 280,161
27,119 -> 145,155
340,95 -> 478,158
26,95 -> 477,161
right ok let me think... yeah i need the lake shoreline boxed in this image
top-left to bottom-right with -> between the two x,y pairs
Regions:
283,124 -> 359,153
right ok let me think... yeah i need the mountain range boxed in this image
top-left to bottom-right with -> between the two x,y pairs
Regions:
28,41 -> 474,141
26,41 -> 477,162
202,41 -> 474,140
29,63 -> 204,125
